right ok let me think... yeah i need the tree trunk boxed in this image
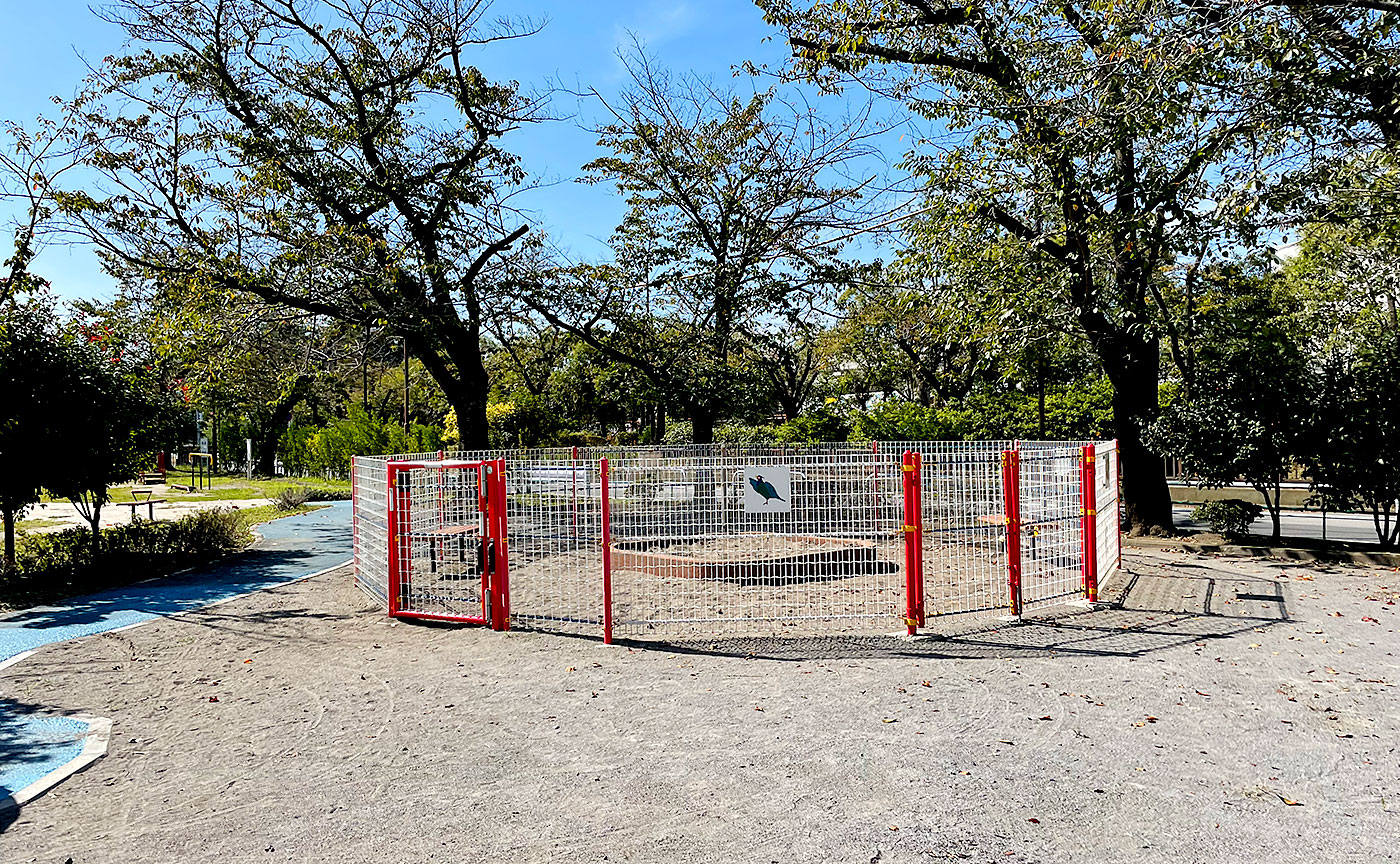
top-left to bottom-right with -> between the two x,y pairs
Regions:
691,407 -> 716,445
253,377 -> 312,476
88,501 -> 102,560
3,507 -> 15,572
1100,340 -> 1174,534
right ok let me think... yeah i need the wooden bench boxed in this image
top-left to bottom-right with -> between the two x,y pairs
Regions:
114,498 -> 167,522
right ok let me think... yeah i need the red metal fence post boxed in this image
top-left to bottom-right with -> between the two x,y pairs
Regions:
1081,444 -> 1098,602
601,457 -> 614,644
902,451 -> 917,635
386,463 -> 401,617
1001,449 -> 1023,617
488,459 -> 510,631
913,451 -> 925,626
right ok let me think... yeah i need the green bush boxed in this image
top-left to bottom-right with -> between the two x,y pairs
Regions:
714,422 -> 781,443
773,409 -> 850,444
850,401 -> 973,442
661,421 -> 693,445
274,486 -> 311,511
1190,499 -> 1264,537
2,508 -> 253,608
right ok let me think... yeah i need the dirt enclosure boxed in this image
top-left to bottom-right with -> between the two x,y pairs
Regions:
3,549 -> 1399,863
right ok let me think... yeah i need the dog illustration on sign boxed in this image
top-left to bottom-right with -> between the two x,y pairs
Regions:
743,466 -> 792,513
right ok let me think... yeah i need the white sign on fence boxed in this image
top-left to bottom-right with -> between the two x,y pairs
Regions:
743,466 -> 792,513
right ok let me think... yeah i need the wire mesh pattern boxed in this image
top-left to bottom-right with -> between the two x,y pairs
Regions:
1018,447 -> 1087,607
604,450 -> 904,637
1093,441 -> 1122,586
916,442 -> 1014,617
352,440 -> 1119,640
351,456 -> 390,607
388,461 -> 491,622
496,450 -> 606,635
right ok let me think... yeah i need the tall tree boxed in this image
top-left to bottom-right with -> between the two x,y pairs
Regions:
529,51 -> 888,443
757,0 -> 1298,532
62,0 -> 545,448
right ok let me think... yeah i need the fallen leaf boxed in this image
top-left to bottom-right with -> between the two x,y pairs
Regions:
1027,818 -> 1040,824
208,696 -> 219,703
1038,715 -> 1053,721
882,717 -> 898,723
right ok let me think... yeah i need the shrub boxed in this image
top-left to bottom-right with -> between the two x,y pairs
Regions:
302,487 -> 350,502
773,409 -> 850,444
274,486 -> 311,511
661,421 -> 693,445
1,507 -> 253,608
1191,499 -> 1264,537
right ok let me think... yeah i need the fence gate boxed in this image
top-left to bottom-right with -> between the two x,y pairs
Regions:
384,458 -> 509,626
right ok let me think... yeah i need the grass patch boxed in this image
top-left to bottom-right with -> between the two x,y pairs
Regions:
40,476 -> 352,505
0,503 -> 325,611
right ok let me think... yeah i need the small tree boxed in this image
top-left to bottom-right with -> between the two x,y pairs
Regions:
41,336 -> 182,556
1151,337 -> 1311,542
1308,331 -> 1400,547
530,51 -> 886,443
0,302 -> 88,569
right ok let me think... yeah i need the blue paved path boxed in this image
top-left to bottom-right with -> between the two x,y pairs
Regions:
0,501 -> 352,663
1,502 -> 352,810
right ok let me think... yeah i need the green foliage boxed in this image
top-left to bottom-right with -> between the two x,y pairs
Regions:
487,394 -> 564,449
1307,329 -> 1400,547
279,406 -> 441,476
772,409 -> 850,444
1,507 -> 251,607
1150,332 -> 1311,540
661,421 -> 694,445
1191,500 -> 1264,538
713,422 -> 782,444
850,401 -> 973,443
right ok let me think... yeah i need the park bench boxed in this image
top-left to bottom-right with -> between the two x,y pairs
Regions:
114,488 -> 167,522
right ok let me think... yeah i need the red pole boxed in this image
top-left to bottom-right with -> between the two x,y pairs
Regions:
1081,444 -> 1098,602
902,451 -> 917,635
1001,449 -> 1023,617
489,459 -> 510,630
913,451 -> 925,626
386,463 -> 401,617
601,458 -> 614,644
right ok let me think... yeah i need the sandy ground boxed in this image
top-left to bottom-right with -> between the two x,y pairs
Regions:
18,498 -> 276,533
2,548 -> 1398,863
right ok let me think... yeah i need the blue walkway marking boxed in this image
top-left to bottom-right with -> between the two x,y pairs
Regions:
1,502 -> 352,809
0,501 -> 352,664
0,712 -> 90,806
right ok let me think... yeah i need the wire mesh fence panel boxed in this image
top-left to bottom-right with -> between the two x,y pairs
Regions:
388,461 -> 492,623
917,442 -> 1013,617
1093,441 -> 1122,586
1018,447 -> 1086,607
606,450 -> 906,638
497,450 -> 607,636
352,456 -> 391,607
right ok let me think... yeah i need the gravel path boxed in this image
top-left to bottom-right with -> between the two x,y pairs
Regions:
2,548 -> 1397,863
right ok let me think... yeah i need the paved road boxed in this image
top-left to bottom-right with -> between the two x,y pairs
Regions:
0,502 -> 352,810
1174,504 -> 1390,545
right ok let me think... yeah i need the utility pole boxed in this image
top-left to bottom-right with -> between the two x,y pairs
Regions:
402,340 -> 410,437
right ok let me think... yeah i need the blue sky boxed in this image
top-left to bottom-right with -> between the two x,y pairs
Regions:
0,0 -> 902,303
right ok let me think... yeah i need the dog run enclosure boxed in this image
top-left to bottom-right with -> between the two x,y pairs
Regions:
351,441 -> 1121,642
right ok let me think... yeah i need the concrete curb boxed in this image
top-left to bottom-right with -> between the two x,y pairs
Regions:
0,715 -> 112,814
1127,537 -> 1400,567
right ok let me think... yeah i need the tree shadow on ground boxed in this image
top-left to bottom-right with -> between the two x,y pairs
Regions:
0,548 -> 325,633
642,560 -> 1290,662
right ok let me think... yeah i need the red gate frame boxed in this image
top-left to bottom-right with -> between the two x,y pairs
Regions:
385,458 -> 509,628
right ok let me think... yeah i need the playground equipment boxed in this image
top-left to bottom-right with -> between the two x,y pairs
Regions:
351,441 -> 1122,642
170,452 -> 213,493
